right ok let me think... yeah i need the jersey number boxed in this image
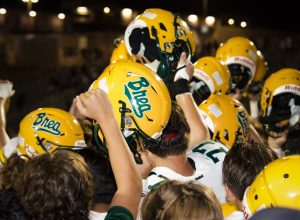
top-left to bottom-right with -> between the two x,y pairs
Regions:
192,142 -> 227,163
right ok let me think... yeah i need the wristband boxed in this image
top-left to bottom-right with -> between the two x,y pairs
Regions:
168,79 -> 190,100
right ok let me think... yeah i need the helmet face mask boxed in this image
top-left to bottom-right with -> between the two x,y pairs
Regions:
228,64 -> 252,92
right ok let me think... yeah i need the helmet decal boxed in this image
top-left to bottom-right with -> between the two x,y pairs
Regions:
237,111 -> 250,136
32,113 -> 61,136
124,76 -> 151,118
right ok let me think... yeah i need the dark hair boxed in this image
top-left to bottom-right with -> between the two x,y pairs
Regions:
77,148 -> 117,204
0,153 -> 26,190
16,151 -> 94,220
282,127 -> 300,155
222,141 -> 278,200
147,101 -> 190,158
0,188 -> 29,220
141,180 -> 223,220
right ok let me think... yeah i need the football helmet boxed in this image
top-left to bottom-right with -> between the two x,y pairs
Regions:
110,40 -> 133,64
246,51 -> 268,97
253,50 -> 268,82
259,68 -> 300,134
198,94 -> 250,148
190,56 -> 230,105
216,37 -> 258,92
90,60 -> 171,163
17,108 -> 86,159
243,155 -> 300,219
124,8 -> 195,81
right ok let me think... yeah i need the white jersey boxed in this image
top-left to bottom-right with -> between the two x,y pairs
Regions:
89,210 -> 107,220
143,141 -> 228,203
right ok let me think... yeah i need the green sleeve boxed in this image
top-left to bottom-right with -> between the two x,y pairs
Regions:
104,206 -> 134,220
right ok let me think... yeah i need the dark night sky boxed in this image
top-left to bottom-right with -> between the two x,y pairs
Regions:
0,0 -> 298,31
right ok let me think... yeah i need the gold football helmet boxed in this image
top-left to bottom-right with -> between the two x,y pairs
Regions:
216,37 -> 258,92
199,94 -> 250,148
259,68 -> 300,134
110,40 -> 133,64
243,155 -> 300,219
91,60 -> 171,163
124,8 -> 195,81
253,50 -> 268,82
17,108 -> 86,159
190,56 -> 230,105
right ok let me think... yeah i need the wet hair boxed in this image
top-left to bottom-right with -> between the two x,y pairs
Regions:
222,141 -> 278,200
16,151 -> 94,220
141,180 -> 223,220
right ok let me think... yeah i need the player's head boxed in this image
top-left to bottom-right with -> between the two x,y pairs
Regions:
243,155 -> 300,219
141,180 -> 223,220
146,101 -> 190,158
259,68 -> 300,136
222,142 -> 278,201
17,108 -> 86,159
124,8 -> 195,81
199,94 -> 250,148
216,37 -> 258,93
16,151 -> 93,220
90,61 -> 171,163
190,56 -> 231,105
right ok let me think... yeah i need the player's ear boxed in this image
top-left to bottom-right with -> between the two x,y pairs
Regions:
225,184 -> 236,202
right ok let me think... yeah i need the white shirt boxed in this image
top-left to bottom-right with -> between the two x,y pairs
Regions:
143,141 -> 228,203
89,210 -> 107,220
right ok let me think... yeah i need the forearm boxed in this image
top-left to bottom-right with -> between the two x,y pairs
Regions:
176,93 -> 210,148
99,117 -> 141,187
0,99 -> 9,147
98,117 -> 141,216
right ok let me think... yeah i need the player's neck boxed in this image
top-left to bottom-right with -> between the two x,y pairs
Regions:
154,154 -> 194,176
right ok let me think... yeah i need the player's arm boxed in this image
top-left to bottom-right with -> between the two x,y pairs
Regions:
76,89 -> 142,219
174,53 -> 210,149
0,80 -> 15,147
0,98 -> 9,148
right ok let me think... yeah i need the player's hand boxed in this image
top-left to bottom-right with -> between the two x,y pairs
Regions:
0,80 -> 15,100
75,88 -> 114,124
174,52 -> 194,82
69,98 -> 86,119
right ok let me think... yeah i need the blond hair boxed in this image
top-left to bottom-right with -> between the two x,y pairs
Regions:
141,180 -> 223,220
